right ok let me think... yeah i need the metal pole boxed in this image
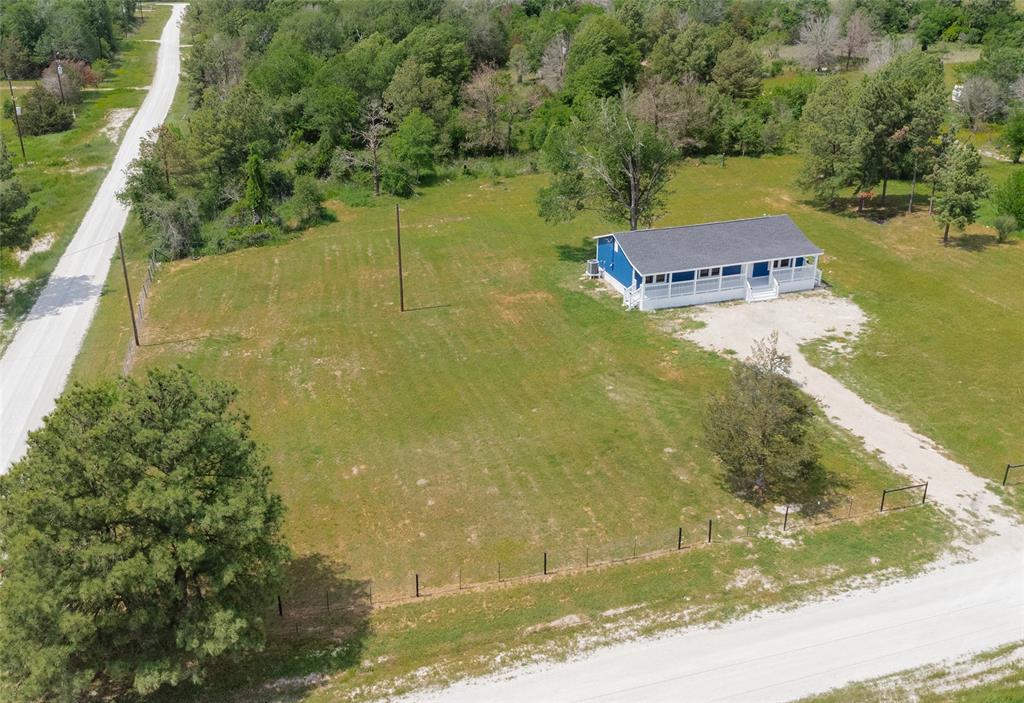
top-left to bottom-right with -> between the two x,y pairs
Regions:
880,490 -> 886,512
54,58 -> 65,104
921,482 -> 928,505
118,231 -> 140,347
277,595 -> 283,617
1004,464 -> 1011,486
783,505 -> 790,531
415,573 -> 420,598
707,519 -> 712,543
677,527 -> 682,550
7,75 -> 26,161
395,204 -> 405,312
543,552 -> 548,575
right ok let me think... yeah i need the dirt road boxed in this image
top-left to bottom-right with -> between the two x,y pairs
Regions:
0,5 -> 186,471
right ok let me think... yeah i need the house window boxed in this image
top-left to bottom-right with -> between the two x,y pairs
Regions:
644,275 -> 654,284
698,267 -> 721,278
773,258 -> 791,269
654,273 -> 667,283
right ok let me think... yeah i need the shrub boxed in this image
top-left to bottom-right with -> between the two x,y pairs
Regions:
288,175 -> 326,228
992,214 -> 1018,243
15,87 -> 74,135
215,223 -> 284,253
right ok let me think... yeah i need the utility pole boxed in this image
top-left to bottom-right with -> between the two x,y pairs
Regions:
54,55 -> 66,104
395,204 -> 405,312
118,231 -> 140,346
6,75 -> 26,161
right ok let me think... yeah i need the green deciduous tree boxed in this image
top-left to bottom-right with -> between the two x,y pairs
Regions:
563,14 -> 640,99
15,85 -> 73,135
999,110 -> 1024,163
538,96 -> 675,231
992,170 -> 1024,227
932,140 -> 989,244
798,78 -> 859,205
704,333 -> 826,506
0,135 -> 38,251
0,367 -> 288,701
383,108 -> 437,196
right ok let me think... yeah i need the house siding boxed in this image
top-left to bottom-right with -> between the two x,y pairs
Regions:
596,236 -> 636,289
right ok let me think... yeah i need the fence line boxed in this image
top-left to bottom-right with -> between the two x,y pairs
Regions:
1003,463 -> 1023,486
121,253 -> 159,376
269,485 -> 931,626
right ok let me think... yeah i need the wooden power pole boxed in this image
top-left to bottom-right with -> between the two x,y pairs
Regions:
396,204 -> 405,312
118,231 -> 140,346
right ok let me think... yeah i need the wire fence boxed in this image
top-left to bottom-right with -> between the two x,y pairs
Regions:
121,254 -> 158,375
1003,463 -> 1024,486
265,482 -> 932,639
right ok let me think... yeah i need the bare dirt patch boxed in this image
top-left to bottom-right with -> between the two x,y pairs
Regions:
14,232 -> 55,266
100,108 -> 136,143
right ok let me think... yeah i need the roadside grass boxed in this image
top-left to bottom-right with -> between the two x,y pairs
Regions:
799,641 -> 1024,703
0,3 -> 172,349
159,505 -> 949,702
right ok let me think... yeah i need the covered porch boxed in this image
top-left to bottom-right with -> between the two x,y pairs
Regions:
627,256 -> 821,310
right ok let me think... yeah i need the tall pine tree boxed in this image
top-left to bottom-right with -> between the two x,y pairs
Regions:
0,136 -> 38,251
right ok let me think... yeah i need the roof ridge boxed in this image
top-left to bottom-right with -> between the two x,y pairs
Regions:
610,214 -> 785,238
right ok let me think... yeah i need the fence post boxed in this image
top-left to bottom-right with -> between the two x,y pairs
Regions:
783,505 -> 790,531
1004,464 -> 1011,486
707,519 -> 712,544
415,573 -> 420,598
921,482 -> 928,505
543,552 -> 548,575
277,595 -> 282,617
677,527 -> 683,550
880,489 -> 886,512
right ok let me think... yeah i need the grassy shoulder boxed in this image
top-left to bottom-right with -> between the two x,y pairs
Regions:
0,3 -> 173,348
799,641 -> 1024,703
160,504 -> 950,702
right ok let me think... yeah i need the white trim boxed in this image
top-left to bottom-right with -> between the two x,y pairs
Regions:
635,253 -> 822,278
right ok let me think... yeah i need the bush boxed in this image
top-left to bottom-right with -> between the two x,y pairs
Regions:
287,175 -> 326,228
215,223 -> 284,253
992,214 -> 1018,243
382,161 -> 415,196
15,87 -> 74,135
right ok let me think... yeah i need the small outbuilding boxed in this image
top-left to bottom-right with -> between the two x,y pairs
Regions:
593,215 -> 823,311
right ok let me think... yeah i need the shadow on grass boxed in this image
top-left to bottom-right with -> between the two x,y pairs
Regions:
555,238 -> 593,263
157,554 -> 372,703
953,233 -> 1014,252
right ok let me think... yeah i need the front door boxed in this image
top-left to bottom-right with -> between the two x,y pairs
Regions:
752,261 -> 769,278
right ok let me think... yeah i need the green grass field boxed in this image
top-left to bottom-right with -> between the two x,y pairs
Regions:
0,3 -> 172,348
71,150 -> 1021,697
73,158 -> 949,598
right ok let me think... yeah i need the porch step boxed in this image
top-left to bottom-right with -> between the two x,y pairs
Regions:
746,288 -> 779,302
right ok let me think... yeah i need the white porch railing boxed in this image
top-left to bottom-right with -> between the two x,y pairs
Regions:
771,266 -> 816,284
623,285 -> 643,310
644,274 -> 744,302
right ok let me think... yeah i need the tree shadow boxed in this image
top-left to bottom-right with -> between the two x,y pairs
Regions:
555,238 -> 593,263
954,233 -> 1012,252
158,554 -> 372,703
26,275 -> 103,321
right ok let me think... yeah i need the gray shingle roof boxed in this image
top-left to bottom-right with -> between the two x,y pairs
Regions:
610,215 -> 823,275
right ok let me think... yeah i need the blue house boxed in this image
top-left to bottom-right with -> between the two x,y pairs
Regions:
594,215 -> 823,311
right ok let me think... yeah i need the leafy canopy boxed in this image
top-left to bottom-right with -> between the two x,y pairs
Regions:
0,367 -> 288,701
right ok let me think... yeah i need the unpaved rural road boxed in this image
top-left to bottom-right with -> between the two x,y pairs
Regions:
408,293 -> 1023,702
0,4 -> 186,471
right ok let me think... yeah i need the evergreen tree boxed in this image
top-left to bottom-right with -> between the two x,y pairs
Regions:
241,152 -> 272,225
0,136 -> 38,251
704,334 -> 827,506
710,39 -> 762,101
0,367 -> 288,701
933,141 -> 989,244
798,78 -> 859,205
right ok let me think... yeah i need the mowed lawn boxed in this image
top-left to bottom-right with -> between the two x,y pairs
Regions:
73,160 -> 930,598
